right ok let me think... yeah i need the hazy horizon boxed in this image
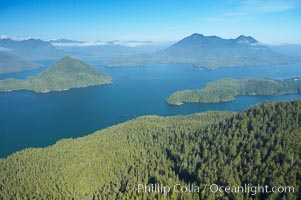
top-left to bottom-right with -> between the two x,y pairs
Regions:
1,33 -> 301,47
1,0 -> 301,44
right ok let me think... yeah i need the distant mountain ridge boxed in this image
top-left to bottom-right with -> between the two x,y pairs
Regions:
105,33 -> 299,68
169,34 -> 258,49
0,38 -> 64,60
0,37 -> 163,61
1,34 -> 299,68
0,51 -> 42,74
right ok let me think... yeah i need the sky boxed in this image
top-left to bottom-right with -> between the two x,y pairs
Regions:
0,0 -> 301,44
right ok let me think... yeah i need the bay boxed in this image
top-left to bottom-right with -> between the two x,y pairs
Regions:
0,62 -> 300,158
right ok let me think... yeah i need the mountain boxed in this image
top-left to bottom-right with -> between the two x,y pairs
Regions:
234,35 -> 258,44
167,77 -> 301,105
0,38 -> 63,60
0,37 -> 169,61
57,44 -> 146,60
54,43 -> 169,60
0,100 -> 300,199
105,33 -> 299,68
0,56 -> 112,93
0,51 -> 42,74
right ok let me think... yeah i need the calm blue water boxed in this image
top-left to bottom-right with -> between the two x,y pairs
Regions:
0,62 -> 301,158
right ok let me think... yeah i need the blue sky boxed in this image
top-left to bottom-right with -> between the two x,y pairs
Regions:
0,0 -> 301,43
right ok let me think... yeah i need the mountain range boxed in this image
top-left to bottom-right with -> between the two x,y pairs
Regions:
0,37 -> 165,73
0,37 -> 164,61
0,38 -> 64,60
105,33 -> 299,68
0,34 -> 300,73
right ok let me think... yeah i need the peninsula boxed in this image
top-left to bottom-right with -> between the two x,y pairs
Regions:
166,77 -> 301,105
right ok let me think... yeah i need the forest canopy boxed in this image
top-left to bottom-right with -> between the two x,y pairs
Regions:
0,100 -> 300,199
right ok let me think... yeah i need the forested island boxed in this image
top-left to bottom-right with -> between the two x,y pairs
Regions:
0,100 -> 300,199
167,77 -> 301,105
0,56 -> 112,93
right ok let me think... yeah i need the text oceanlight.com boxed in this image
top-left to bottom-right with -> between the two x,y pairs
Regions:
135,183 -> 295,196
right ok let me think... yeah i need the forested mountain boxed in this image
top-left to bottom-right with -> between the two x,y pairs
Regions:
0,51 -> 41,74
105,34 -> 298,68
0,37 -> 167,61
0,56 -> 112,93
0,100 -> 300,199
167,77 -> 301,105
0,38 -> 64,60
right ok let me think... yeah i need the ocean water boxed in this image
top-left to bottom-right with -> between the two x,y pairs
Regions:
0,62 -> 300,157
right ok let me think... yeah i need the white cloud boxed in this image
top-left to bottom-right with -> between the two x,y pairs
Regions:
0,34 -> 155,47
52,41 -> 107,47
52,40 -> 154,47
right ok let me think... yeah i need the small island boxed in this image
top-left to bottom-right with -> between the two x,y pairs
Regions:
0,56 -> 112,93
166,77 -> 301,105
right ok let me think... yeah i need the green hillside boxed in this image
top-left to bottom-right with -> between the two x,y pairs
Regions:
0,100 -> 300,199
0,56 -> 112,93
167,77 -> 301,105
